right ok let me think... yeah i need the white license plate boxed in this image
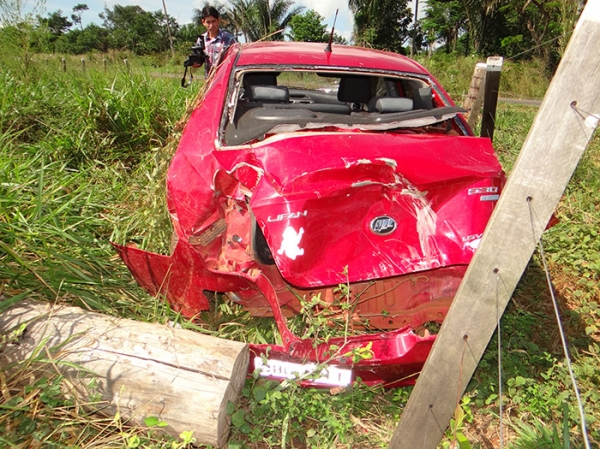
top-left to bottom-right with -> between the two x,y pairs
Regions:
254,357 -> 352,387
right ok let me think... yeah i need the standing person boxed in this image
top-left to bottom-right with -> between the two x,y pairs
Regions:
197,6 -> 236,75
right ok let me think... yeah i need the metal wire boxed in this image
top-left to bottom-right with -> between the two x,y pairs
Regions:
505,31 -> 572,61
527,198 -> 591,448
422,405 -> 432,449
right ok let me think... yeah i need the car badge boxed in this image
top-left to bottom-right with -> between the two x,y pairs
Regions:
370,216 -> 397,235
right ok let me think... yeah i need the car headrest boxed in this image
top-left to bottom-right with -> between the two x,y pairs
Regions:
337,76 -> 371,104
368,97 -> 414,113
243,73 -> 278,88
246,85 -> 290,103
413,87 -> 433,110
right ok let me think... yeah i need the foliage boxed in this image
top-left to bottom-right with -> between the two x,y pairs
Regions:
420,0 -> 465,55
0,336 -> 199,448
287,9 -> 327,43
227,0 -> 304,42
1,43 -> 599,448
349,0 -> 412,52
39,10 -> 73,35
420,0 -> 581,71
100,5 -> 179,55
71,3 -> 89,30
509,413 -> 572,449
228,376 -> 410,447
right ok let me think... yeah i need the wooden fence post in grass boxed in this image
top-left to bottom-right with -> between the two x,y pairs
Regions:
0,299 -> 249,448
390,0 -> 600,447
81,58 -> 85,72
62,57 -> 66,72
463,62 -> 487,129
480,56 -> 503,141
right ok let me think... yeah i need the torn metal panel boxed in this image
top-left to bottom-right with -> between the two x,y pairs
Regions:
115,42 -> 506,387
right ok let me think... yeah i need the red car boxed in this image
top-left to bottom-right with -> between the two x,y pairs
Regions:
115,42 -> 505,388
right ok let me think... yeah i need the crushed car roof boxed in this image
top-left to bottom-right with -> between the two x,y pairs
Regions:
234,41 -> 431,74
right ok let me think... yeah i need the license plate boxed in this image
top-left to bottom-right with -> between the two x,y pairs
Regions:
254,357 -> 352,387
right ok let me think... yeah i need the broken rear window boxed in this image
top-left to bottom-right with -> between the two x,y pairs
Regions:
221,70 -> 465,147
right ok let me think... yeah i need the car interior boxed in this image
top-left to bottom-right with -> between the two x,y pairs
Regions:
222,70 -> 462,146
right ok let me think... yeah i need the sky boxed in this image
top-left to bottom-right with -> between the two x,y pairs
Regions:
43,0 -> 423,44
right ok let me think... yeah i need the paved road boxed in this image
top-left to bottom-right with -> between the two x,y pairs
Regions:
498,97 -> 542,107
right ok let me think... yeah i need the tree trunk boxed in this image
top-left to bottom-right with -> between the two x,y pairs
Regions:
0,299 -> 249,447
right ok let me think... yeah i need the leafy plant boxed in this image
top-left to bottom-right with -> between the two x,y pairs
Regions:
510,403 -> 572,449
1,48 -> 599,448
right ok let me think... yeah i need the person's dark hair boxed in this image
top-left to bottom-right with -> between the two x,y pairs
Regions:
201,6 -> 220,20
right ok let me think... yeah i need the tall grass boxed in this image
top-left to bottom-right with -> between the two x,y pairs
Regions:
1,50 -> 599,448
418,53 -> 551,104
0,57 -> 193,318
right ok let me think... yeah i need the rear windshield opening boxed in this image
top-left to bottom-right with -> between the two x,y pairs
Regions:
222,70 -> 461,147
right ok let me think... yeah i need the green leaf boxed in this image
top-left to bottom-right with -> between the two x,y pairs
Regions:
179,430 -> 195,444
127,434 -> 140,448
456,431 -> 472,449
514,376 -> 527,386
226,401 -> 235,415
231,410 -> 246,428
144,416 -> 159,427
253,385 -> 267,402
18,416 -> 36,435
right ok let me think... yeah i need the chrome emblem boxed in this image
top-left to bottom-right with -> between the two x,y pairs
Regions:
370,216 -> 397,235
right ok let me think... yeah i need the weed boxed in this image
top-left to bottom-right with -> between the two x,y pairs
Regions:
1,47 -> 599,448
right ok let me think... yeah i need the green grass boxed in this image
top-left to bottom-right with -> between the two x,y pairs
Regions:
1,50 -> 599,448
415,54 -> 551,104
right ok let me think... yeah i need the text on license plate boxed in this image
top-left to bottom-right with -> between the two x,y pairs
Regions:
254,357 -> 352,387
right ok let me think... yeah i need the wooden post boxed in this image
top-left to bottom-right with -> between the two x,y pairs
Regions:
390,0 -> 600,447
161,0 -> 175,59
0,300 -> 249,448
480,56 -> 503,141
463,62 -> 487,129
81,58 -> 85,72
62,57 -> 66,72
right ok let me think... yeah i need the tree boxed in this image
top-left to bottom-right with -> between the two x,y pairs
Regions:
54,23 -> 109,54
226,0 -> 304,42
178,23 -> 205,46
421,0 -> 466,53
42,10 -> 73,35
34,10 -> 73,52
227,0 -> 252,41
71,3 -> 88,30
0,0 -> 46,72
349,0 -> 412,52
100,5 -> 168,55
287,9 -> 327,42
422,0 -> 576,70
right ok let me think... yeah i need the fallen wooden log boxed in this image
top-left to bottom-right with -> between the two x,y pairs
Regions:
0,299 -> 249,447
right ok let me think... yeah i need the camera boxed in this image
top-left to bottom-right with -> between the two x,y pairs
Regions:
183,35 -> 207,68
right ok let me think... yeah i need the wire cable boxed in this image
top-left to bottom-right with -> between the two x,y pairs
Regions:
527,198 -> 591,449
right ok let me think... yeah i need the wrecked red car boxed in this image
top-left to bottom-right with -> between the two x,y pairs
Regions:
115,42 -> 505,388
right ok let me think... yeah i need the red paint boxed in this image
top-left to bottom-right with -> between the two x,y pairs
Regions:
114,42 -> 506,387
